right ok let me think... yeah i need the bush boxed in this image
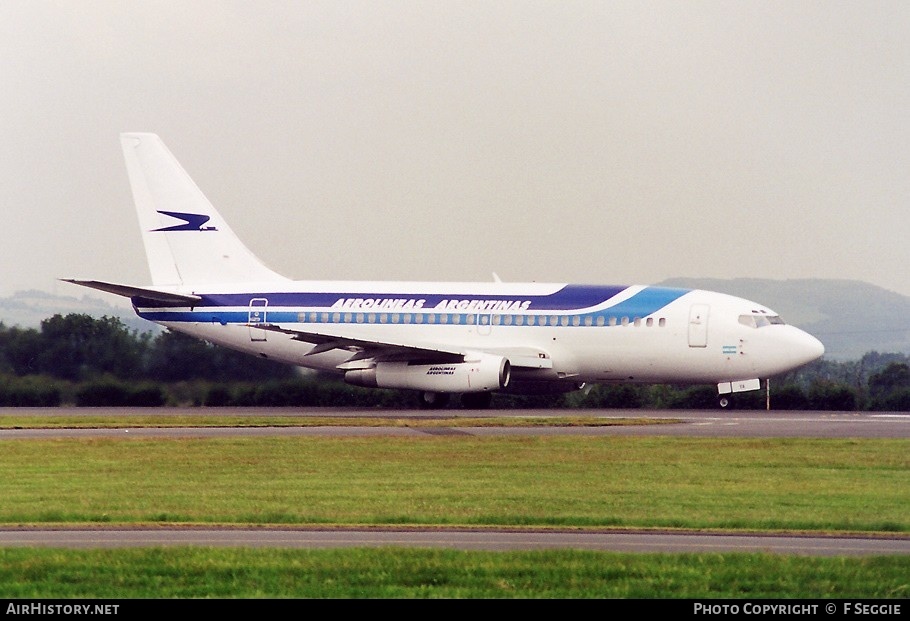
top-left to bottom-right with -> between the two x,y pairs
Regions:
75,382 -> 131,406
574,385 -> 643,408
125,384 -> 166,407
0,376 -> 62,406
868,387 -> 910,412
203,384 -> 234,407
252,380 -> 320,407
74,381 -> 166,407
769,384 -> 810,410
808,381 -> 858,411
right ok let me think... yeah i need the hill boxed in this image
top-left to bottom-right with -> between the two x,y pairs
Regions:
0,289 -> 155,335
2,280 -> 909,361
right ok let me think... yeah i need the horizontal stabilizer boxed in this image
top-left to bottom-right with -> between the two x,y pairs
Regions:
61,279 -> 201,305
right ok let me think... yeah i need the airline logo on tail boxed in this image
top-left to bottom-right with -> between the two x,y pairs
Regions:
152,211 -> 218,232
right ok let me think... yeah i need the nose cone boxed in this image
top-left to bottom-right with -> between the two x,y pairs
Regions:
793,329 -> 825,366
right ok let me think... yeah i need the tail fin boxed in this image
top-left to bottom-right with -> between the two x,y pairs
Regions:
120,133 -> 289,287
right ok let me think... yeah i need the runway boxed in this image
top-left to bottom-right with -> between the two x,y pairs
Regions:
2,407 -> 908,555
1,407 -> 908,439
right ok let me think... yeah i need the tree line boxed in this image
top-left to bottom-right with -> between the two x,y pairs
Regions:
1,313 -> 909,410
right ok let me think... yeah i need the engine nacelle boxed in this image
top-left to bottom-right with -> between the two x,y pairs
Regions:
345,354 -> 511,393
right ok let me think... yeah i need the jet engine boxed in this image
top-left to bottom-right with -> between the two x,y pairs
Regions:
345,353 -> 510,393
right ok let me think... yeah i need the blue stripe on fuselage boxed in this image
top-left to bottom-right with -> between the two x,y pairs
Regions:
134,285 -> 691,325
136,284 -> 632,310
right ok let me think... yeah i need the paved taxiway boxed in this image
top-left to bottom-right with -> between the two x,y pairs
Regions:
0,527 -> 907,556
2,407 -> 907,555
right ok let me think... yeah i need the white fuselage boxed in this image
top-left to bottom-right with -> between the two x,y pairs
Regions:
134,280 -> 824,393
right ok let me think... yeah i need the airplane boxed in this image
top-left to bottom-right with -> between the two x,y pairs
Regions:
64,133 -> 825,409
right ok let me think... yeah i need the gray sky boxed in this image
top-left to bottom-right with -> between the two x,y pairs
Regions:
2,1 -> 909,303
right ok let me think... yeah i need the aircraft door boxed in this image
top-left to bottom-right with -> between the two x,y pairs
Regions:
248,298 -> 268,342
688,304 -> 709,348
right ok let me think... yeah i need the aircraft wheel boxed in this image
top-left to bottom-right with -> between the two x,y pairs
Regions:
419,392 -> 450,410
718,396 -> 732,409
460,392 -> 493,409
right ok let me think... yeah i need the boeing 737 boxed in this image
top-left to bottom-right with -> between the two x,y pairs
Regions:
64,133 -> 825,409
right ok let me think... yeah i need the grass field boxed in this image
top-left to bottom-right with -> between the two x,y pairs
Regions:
0,415 -> 907,598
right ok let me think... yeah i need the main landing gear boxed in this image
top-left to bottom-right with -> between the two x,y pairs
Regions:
418,392 -> 493,410
418,391 -> 450,410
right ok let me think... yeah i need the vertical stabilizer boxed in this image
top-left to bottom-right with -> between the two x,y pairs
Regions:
120,133 -> 289,286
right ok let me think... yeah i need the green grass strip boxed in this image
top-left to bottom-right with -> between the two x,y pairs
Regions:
0,547 -> 906,598
0,436 -> 906,533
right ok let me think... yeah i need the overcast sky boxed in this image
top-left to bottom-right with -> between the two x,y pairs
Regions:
2,1 -> 909,304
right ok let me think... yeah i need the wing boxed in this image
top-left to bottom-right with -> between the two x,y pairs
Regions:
249,323 -> 553,370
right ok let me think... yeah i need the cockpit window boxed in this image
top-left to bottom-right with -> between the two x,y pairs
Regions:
739,313 -> 786,328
